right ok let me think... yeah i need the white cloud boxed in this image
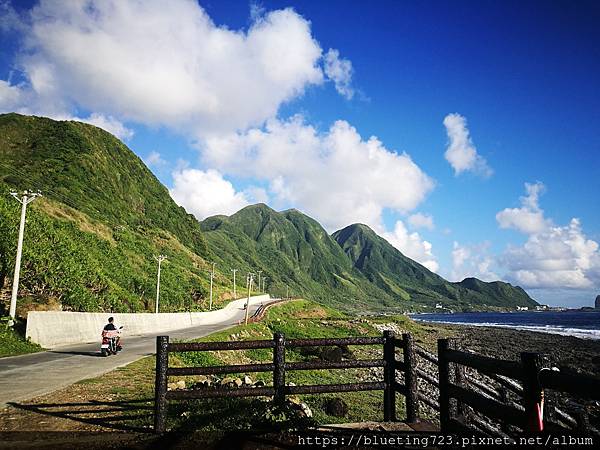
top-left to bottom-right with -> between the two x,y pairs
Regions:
144,151 -> 168,169
379,220 -> 439,272
496,182 -> 551,234
244,186 -> 270,204
407,213 -> 434,230
497,182 -> 600,290
501,218 -> 600,289
324,48 -> 354,100
0,80 -> 22,110
2,0 -> 340,136
169,169 -> 249,220
202,115 -> 435,231
451,241 -> 499,282
443,113 -> 492,177
80,113 -> 134,140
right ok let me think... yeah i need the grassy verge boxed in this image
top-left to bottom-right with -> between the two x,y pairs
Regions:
0,323 -> 43,357
163,299 -> 451,437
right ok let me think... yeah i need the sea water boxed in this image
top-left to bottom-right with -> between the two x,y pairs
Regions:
410,310 -> 600,340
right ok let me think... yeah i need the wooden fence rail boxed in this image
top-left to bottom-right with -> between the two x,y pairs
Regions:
154,331 -> 419,433
437,338 -> 600,435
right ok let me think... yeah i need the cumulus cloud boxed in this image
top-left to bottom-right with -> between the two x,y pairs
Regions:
379,220 -> 439,272
169,169 -> 249,219
443,113 -> 492,177
497,183 -> 600,289
0,0 -> 346,137
496,182 -> 551,234
202,115 -> 435,231
407,213 -> 434,230
451,241 -> 499,282
324,48 -> 354,100
501,218 -> 600,289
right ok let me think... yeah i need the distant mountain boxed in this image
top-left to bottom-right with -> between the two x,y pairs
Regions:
0,113 -> 536,316
333,223 -> 538,309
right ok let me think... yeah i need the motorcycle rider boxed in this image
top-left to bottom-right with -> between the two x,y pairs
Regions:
102,317 -> 122,351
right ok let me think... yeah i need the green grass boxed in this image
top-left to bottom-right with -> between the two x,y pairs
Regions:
0,325 -> 43,357
166,299 -> 408,435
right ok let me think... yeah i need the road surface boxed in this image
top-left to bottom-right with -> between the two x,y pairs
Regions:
0,298 -> 276,408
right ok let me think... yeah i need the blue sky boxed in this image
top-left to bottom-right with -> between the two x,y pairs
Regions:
1,0 -> 599,307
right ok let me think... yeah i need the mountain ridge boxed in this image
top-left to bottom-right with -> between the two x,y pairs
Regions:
0,113 -> 536,315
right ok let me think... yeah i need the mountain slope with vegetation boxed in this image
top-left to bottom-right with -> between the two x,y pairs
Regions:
0,113 -> 536,317
333,223 -> 537,309
0,113 -> 222,315
200,204 -> 400,311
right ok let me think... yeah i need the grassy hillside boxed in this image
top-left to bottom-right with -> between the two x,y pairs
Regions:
200,204 -> 402,311
0,113 -> 208,256
333,223 -> 537,310
0,114 -> 239,315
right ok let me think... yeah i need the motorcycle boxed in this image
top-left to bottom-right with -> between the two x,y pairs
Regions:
100,326 -> 123,356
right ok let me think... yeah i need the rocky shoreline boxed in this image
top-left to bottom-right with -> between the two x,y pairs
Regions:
436,323 -> 600,376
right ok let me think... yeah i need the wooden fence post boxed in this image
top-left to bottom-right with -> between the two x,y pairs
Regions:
273,332 -> 286,405
402,333 -> 419,423
154,335 -> 169,434
438,338 -> 451,432
576,409 -> 590,435
453,340 -> 467,422
383,330 -> 396,421
499,387 -> 510,434
521,352 -> 543,433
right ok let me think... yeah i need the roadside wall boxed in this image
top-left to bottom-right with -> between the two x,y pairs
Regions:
26,295 -> 271,348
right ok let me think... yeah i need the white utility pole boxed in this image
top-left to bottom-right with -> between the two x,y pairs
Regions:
8,190 -> 41,325
154,255 -> 167,313
256,270 -> 262,294
245,273 -> 254,325
209,262 -> 216,310
231,268 -> 238,299
286,285 -> 289,299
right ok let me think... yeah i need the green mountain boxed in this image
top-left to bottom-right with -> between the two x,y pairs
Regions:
333,223 -> 537,309
199,204 -> 398,311
0,113 -> 219,315
0,113 -> 536,316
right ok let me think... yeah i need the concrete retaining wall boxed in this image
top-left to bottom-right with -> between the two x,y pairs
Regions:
26,295 -> 271,349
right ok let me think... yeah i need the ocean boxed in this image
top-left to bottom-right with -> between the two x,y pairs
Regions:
410,310 -> 600,340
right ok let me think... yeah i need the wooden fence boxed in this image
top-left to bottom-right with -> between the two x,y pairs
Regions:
154,331 -> 418,433
437,338 -> 600,435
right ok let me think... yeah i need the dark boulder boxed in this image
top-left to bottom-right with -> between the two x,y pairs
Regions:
320,347 -> 343,362
324,398 -> 348,417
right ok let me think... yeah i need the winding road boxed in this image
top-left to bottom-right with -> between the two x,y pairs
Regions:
0,297 -> 278,408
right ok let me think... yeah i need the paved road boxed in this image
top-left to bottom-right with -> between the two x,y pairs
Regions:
0,298 -> 275,408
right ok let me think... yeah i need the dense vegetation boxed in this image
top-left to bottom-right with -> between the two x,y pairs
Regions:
0,113 -> 536,318
0,114 -> 229,315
